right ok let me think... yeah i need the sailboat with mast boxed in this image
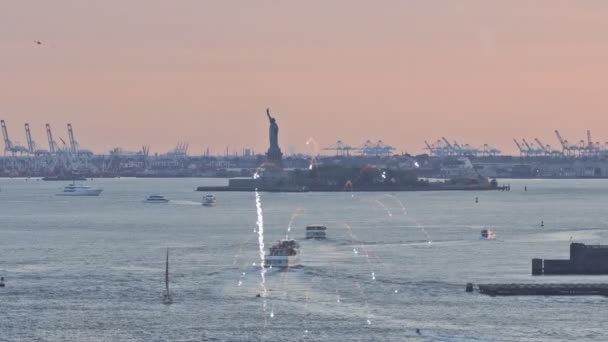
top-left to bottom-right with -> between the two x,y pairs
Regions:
162,248 -> 173,304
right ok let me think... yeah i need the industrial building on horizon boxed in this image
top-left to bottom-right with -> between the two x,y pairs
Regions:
3,118 -> 608,179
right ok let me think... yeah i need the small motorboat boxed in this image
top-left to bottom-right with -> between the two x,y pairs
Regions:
143,195 -> 170,203
305,225 -> 327,239
481,229 -> 496,240
202,194 -> 216,207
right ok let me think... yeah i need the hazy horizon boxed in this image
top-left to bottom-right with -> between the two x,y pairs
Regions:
2,1 -> 608,155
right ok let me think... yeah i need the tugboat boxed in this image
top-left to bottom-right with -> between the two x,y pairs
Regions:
202,194 -> 217,207
264,239 -> 299,268
305,225 -> 327,239
480,229 -> 496,240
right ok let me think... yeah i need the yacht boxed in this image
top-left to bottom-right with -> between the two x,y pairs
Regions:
56,184 -> 103,196
305,225 -> 327,239
143,195 -> 170,203
202,194 -> 216,207
264,239 -> 300,268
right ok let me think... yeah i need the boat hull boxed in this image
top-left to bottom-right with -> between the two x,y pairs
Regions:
263,255 -> 299,268
56,189 -> 103,196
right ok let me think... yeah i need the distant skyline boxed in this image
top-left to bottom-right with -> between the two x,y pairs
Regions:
2,1 -> 608,155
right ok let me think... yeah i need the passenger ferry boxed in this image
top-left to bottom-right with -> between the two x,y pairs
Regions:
202,194 -> 217,207
305,225 -> 327,239
56,184 -> 103,196
143,195 -> 170,203
264,239 -> 299,268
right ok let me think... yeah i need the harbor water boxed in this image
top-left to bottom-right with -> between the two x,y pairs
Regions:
1,178 -> 607,341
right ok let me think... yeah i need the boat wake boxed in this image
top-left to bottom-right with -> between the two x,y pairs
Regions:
170,200 -> 203,206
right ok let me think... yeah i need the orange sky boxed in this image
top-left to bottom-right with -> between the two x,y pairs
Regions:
2,1 -> 608,155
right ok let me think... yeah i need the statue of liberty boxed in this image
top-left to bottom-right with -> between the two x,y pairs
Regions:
265,108 -> 283,163
266,108 -> 279,151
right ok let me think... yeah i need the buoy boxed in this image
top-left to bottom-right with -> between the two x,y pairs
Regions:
475,196 -> 479,203
541,220 -> 544,227
0,277 -> 5,287
524,186 -> 527,191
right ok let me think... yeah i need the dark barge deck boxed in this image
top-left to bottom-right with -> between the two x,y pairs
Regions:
475,283 -> 608,297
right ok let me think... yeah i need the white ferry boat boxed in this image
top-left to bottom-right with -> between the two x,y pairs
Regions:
143,195 -> 170,203
202,194 -> 216,207
305,225 -> 327,239
264,239 -> 299,268
56,184 -> 103,196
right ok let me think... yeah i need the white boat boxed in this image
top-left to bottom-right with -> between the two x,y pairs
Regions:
202,194 -> 216,207
162,248 -> 173,304
264,239 -> 299,268
56,184 -> 103,196
305,225 -> 327,239
143,195 -> 170,203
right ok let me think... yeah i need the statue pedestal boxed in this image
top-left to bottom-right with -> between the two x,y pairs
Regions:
266,147 -> 283,165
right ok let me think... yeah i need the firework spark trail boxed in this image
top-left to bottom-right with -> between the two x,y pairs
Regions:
331,262 -> 342,303
232,234 -> 255,266
344,224 -> 376,281
306,137 -> 319,169
285,208 -> 304,239
254,189 -> 268,320
385,194 -> 432,243
343,223 -> 391,325
354,282 -> 373,325
345,218 -> 405,295
384,193 -> 407,215
370,198 -> 393,217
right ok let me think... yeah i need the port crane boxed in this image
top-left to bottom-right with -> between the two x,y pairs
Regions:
24,123 -> 36,153
482,144 -> 501,156
513,139 -> 525,156
355,140 -> 394,157
585,130 -> 600,155
46,124 -> 58,154
554,130 -> 570,156
1,120 -> 13,155
441,137 -> 456,155
67,123 -> 79,154
1,120 -> 28,155
324,140 -> 354,157
522,138 -> 543,156
423,140 -> 435,155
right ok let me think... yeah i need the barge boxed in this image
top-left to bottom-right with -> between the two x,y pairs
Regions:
532,243 -> 608,275
473,283 -> 608,297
